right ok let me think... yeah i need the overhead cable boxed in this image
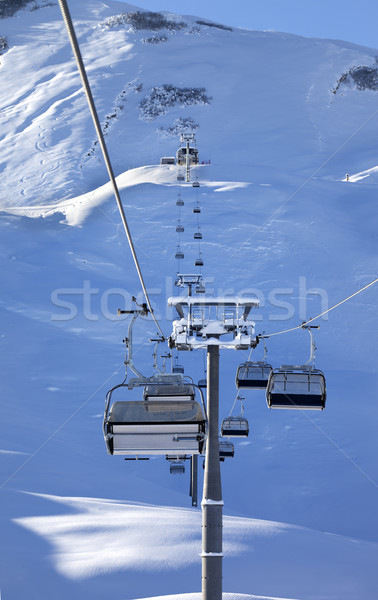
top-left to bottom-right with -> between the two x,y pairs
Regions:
58,0 -> 165,339
263,276 -> 378,338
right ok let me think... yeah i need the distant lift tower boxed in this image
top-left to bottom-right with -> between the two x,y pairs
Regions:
178,132 -> 198,183
168,295 -> 260,600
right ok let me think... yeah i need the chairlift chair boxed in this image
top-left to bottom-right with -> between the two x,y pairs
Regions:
193,206 -> 201,214
194,232 -> 202,240
144,383 -> 195,402
236,361 -> 273,389
192,181 -> 200,188
221,416 -> 249,437
219,439 -> 235,459
172,364 -> 184,374
170,460 -> 185,474
198,378 -> 207,388
266,366 -> 326,410
176,224 -> 184,233
176,198 -> 184,206
175,251 -> 184,260
177,174 -> 185,182
196,283 -> 206,294
195,258 -> 204,267
104,398 -> 206,455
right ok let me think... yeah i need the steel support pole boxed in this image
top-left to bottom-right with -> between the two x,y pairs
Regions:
191,455 -> 198,507
186,139 -> 190,182
202,345 -> 222,600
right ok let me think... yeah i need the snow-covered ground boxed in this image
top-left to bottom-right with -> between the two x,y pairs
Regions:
0,1 -> 378,599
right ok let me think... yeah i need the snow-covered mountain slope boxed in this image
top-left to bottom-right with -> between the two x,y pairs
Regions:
0,1 -> 378,599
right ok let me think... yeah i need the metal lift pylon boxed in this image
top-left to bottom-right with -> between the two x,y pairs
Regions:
168,294 -> 259,600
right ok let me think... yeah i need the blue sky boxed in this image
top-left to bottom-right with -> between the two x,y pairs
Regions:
119,0 -> 378,49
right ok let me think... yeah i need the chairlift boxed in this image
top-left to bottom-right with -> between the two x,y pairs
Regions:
266,366 -> 326,410
176,197 -> 184,206
198,378 -> 207,388
236,361 -> 273,389
144,382 -> 195,402
219,439 -> 234,459
104,399 -> 206,455
172,357 -> 184,374
177,174 -> 185,182
221,416 -> 249,437
176,224 -> 184,233
170,460 -> 185,474
193,206 -> 201,214
266,325 -> 326,410
175,251 -> 184,260
192,181 -> 200,188
195,258 -> 204,267
194,232 -> 202,240
196,283 -> 206,294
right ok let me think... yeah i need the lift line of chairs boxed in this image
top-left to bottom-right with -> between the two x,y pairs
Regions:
220,328 -> 326,439
103,317 -> 325,496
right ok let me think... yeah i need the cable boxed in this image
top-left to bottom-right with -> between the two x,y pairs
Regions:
58,0 -> 165,339
263,276 -> 378,338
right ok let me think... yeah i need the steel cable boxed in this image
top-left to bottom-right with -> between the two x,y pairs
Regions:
58,0 -> 165,339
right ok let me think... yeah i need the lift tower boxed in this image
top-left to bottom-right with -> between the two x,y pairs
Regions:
168,295 -> 259,600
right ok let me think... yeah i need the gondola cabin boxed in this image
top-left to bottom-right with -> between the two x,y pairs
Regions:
236,361 -> 273,389
266,366 -> 326,410
221,416 -> 249,437
104,399 -> 206,455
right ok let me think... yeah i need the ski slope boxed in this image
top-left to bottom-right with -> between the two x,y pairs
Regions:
0,1 -> 378,599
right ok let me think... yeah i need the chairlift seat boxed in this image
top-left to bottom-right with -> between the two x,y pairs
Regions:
176,225 -> 184,233
170,461 -> 185,474
172,365 -> 184,374
192,181 -> 200,188
236,361 -> 273,389
177,175 -> 185,181
195,259 -> 204,267
198,378 -> 207,388
105,400 -> 205,455
175,252 -> 184,260
176,199 -> 184,205
144,383 -> 195,402
193,207 -> 201,213
266,366 -> 326,410
221,416 -> 249,437
219,440 -> 235,458
194,232 -> 202,240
